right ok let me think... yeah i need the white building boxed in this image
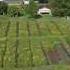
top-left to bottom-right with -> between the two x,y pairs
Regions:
1,0 -> 22,4
23,0 -> 29,5
0,0 -> 3,1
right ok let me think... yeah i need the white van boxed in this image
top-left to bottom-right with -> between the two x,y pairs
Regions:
37,7 -> 52,15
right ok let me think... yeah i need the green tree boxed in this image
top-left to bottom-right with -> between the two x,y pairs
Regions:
24,0 -> 38,17
0,1 -> 8,15
7,6 -> 23,17
48,0 -> 70,16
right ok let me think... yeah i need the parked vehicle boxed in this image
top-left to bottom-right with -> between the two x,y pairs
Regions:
37,7 -> 52,15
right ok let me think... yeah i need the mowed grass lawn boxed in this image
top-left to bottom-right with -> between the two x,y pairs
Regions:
0,16 -> 70,70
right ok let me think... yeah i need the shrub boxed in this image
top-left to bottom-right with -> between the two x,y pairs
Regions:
7,5 -> 24,17
51,8 -> 65,16
24,0 -> 38,17
49,0 -> 70,17
0,1 -> 8,15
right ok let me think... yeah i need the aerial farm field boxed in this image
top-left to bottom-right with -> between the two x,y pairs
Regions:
0,16 -> 70,70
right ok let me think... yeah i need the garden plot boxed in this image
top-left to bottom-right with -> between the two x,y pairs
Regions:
2,21 -> 16,67
0,21 -> 11,67
42,38 -> 60,64
31,38 -> 47,66
27,21 -> 46,66
65,37 -> 70,46
29,21 -> 39,36
34,21 -> 51,65
43,38 -> 70,64
0,17 -> 70,68
37,19 -> 61,36
36,21 -> 50,36
0,21 -> 9,37
46,22 -> 61,36
51,20 -> 70,36
18,21 -> 31,67
47,46 -> 68,64
56,43 -> 70,64
18,39 -> 31,67
18,21 -> 28,37
62,37 -> 70,55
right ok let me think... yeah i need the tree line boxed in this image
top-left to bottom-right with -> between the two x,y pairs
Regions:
0,0 -> 70,17
48,0 -> 70,16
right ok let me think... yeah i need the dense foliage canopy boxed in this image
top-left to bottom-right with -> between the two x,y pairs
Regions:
0,1 -> 8,15
48,0 -> 70,16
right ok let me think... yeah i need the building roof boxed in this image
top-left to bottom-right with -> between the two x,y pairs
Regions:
3,0 -> 22,4
0,0 -> 3,1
